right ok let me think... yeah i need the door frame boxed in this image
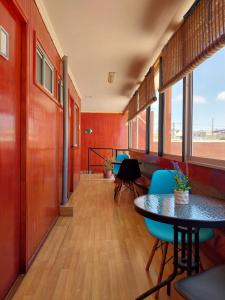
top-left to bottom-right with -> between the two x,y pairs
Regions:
4,0 -> 29,274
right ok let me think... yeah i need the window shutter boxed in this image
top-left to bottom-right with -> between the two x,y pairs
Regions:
128,91 -> 138,121
160,0 -> 225,92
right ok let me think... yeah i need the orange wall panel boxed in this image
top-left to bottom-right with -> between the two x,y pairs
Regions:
81,113 -> 128,172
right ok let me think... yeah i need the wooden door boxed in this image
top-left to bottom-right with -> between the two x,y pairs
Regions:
0,1 -> 22,298
69,97 -> 79,193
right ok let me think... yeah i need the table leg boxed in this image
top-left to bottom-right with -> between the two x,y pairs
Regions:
194,228 -> 200,274
187,227 -> 193,276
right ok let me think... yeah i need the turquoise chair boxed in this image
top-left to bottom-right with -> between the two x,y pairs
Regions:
113,153 -> 129,175
144,170 -> 214,299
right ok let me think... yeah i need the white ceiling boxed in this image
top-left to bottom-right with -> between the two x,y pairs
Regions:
38,0 -> 194,112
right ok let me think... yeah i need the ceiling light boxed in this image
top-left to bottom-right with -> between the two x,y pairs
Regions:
108,72 -> 115,84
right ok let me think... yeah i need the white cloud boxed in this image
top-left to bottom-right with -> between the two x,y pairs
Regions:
193,95 -> 206,104
217,91 -> 225,102
174,94 -> 182,102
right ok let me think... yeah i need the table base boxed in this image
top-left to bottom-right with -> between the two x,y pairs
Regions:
136,226 -> 200,300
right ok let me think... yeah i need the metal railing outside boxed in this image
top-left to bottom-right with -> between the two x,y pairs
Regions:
88,147 -> 129,173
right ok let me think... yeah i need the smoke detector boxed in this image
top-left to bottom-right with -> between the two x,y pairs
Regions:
108,72 -> 116,83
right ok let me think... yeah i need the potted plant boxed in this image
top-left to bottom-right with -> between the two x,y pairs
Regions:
103,158 -> 113,178
172,161 -> 191,204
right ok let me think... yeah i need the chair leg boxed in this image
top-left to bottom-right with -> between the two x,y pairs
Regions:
116,183 -> 123,205
200,257 -> 204,272
114,182 -> 120,200
131,182 -> 139,198
155,242 -> 169,299
146,238 -> 160,271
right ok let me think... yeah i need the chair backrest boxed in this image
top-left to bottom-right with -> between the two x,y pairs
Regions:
117,159 -> 141,181
116,153 -> 129,161
148,170 -> 176,194
113,153 -> 129,174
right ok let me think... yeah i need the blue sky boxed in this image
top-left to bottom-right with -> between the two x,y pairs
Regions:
172,47 -> 225,131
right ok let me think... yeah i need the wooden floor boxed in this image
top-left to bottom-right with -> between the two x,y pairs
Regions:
13,174 -> 184,300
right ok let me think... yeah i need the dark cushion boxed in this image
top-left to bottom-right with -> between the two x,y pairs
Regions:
175,264 -> 225,300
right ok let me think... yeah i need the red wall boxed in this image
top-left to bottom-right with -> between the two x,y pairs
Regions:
81,113 -> 128,172
0,2 -> 22,297
0,2 -> 81,291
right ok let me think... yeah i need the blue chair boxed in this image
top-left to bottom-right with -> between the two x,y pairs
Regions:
113,153 -> 129,175
144,170 -> 214,299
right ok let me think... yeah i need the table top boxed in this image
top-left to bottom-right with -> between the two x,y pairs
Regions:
134,194 -> 225,228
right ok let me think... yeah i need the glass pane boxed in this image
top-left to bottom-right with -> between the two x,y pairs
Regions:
58,80 -> 63,104
192,47 -> 225,160
36,51 -> 42,85
131,117 -> 137,148
44,61 -> 53,93
74,106 -> 77,145
137,109 -> 146,150
164,80 -> 183,156
150,93 -> 159,152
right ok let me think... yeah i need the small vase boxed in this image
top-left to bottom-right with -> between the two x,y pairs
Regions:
174,190 -> 189,204
103,170 -> 112,178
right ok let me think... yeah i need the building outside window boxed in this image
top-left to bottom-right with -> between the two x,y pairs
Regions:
164,79 -> 183,156
137,109 -> 146,150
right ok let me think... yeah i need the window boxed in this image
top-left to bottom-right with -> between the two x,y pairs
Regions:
137,109 -> 146,150
130,117 -> 137,149
58,79 -> 63,105
36,44 -> 54,95
129,109 -> 146,150
36,48 -> 43,85
74,105 -> 79,146
191,47 -> 225,162
150,92 -> 159,153
164,79 -> 183,156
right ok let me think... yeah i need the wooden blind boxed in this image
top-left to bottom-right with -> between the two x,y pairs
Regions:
160,0 -> 225,91
138,67 -> 157,113
146,67 -> 157,104
128,91 -> 138,121
138,77 -> 147,112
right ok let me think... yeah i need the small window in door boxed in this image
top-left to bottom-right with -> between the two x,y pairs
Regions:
74,105 -> 79,147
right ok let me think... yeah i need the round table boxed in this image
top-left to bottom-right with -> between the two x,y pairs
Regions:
134,193 -> 225,300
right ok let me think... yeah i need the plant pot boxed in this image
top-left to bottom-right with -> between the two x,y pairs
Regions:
174,190 -> 189,204
103,170 -> 112,178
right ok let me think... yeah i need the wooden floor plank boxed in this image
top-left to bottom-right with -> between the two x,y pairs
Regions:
13,174 -> 183,300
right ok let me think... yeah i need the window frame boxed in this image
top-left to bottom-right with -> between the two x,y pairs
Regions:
73,103 -> 79,147
57,77 -> 64,106
162,79 -> 184,159
128,109 -> 147,153
185,72 -> 225,170
36,43 -> 55,96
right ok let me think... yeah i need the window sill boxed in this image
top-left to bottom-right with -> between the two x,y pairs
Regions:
187,157 -> 225,172
34,81 -> 63,108
163,154 -> 183,162
129,148 -> 146,154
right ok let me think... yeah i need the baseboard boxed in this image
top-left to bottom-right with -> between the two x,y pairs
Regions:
26,216 -> 58,271
5,275 -> 24,300
60,205 -> 74,216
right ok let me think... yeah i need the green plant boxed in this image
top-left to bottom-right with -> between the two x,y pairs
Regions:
104,158 -> 113,171
172,161 -> 190,192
